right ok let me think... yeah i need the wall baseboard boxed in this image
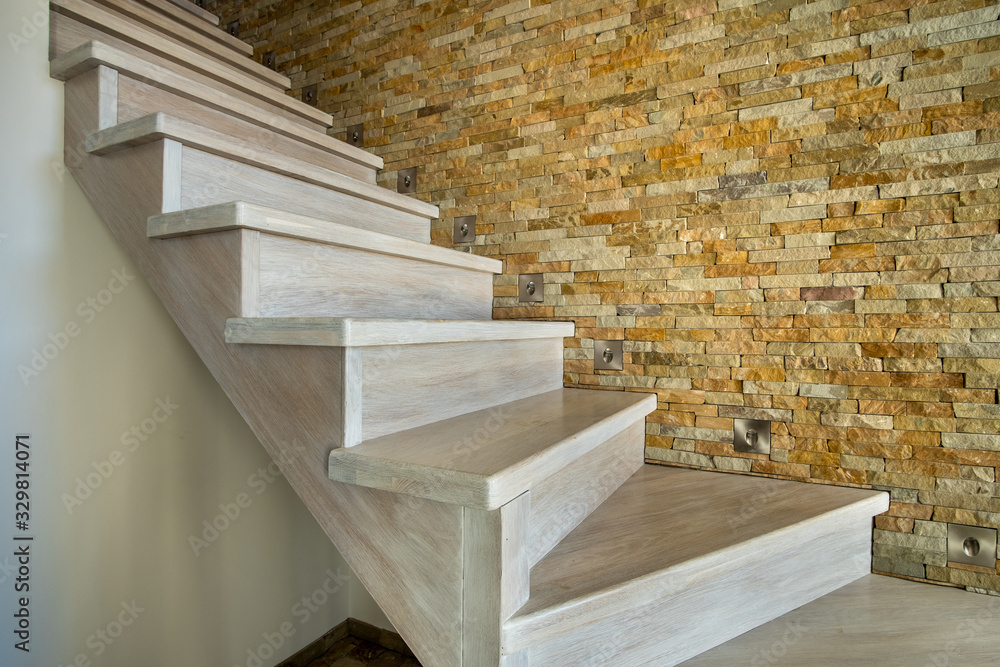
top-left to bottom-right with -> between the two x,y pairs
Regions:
279,618 -> 415,666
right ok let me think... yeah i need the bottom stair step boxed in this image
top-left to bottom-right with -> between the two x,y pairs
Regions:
681,573 -> 1000,666
503,466 -> 888,665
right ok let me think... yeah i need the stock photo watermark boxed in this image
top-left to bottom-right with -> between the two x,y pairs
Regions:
188,459 -> 285,557
57,600 -> 145,667
750,620 -> 809,667
924,595 -> 1000,667
17,268 -> 135,386
61,397 -> 180,514
6,0 -> 47,54
234,568 -> 349,667
12,433 -> 33,653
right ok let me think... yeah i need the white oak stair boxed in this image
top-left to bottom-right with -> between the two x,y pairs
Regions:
49,1 -> 890,665
149,202 -> 500,320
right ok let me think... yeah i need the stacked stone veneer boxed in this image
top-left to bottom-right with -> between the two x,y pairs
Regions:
207,0 -> 1000,593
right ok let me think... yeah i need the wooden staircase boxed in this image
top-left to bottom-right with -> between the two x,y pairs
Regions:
48,1 -> 890,664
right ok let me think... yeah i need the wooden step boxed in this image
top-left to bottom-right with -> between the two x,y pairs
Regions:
328,388 -> 655,509
155,0 -> 218,24
225,317 -> 572,347
681,574 -> 1000,666
49,5 -> 328,130
503,466 -> 888,665
148,202 -> 499,320
226,318 -> 574,445
86,0 -> 271,81
52,41 -> 381,174
52,0 -> 292,98
87,113 -> 435,221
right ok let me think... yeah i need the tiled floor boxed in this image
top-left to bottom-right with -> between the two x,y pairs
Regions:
302,634 -> 420,667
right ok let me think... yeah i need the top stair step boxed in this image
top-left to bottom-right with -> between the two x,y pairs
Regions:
155,0 -> 218,24
52,0 -> 291,92
328,388 -> 656,510
52,42 -> 382,173
87,0 -> 261,72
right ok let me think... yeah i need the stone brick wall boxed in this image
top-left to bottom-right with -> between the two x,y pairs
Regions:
207,0 -> 1000,593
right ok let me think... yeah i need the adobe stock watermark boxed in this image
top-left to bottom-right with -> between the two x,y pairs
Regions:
6,0 -> 47,55
57,599 -> 144,667
923,595 -> 1000,667
750,620 -> 809,666
234,568 -> 349,667
448,404 -> 513,463
187,456 -> 288,557
61,397 -> 181,514
17,268 -> 135,386
727,481 -> 783,531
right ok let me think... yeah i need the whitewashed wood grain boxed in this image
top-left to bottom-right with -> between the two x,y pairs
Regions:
521,523 -> 873,665
329,389 -> 654,510
238,229 -> 259,317
50,40 -> 382,170
61,70 -> 465,667
148,202 -> 498,272
180,148 -> 431,242
226,317 -> 573,347
49,20 -> 320,132
151,0 -> 219,25
95,64 -> 117,129
361,338 -> 565,441
341,348 -> 363,448
257,234 -> 494,320
161,137 -> 182,213
463,494 -> 530,665
682,574 -> 1000,666
87,113 -> 438,219
505,465 -> 888,654
527,420 -> 645,566
52,0 -> 323,123
117,77 -> 376,182
84,0 -> 286,86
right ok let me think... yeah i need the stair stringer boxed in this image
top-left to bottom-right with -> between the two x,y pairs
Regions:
62,66 -> 471,667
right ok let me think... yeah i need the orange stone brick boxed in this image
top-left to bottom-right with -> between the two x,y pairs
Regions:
876,516 -> 915,532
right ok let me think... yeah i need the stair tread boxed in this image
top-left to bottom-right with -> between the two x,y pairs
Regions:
507,466 -> 887,637
52,0 -> 309,118
329,388 -> 655,510
158,0 -> 218,24
87,0 -> 275,82
87,113 -> 432,217
225,317 -> 574,347
52,40 -> 378,169
148,202 -> 500,273
51,42 -> 381,170
680,574 -> 1000,666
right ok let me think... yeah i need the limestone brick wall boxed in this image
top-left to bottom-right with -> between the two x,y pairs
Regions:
206,0 -> 1000,594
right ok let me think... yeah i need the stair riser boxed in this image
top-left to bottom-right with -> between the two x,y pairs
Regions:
508,522 -> 873,663
116,75 -> 377,183
527,421 -> 644,567
50,12 -> 327,132
357,338 -> 565,442
255,233 -> 494,320
179,147 -> 430,242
